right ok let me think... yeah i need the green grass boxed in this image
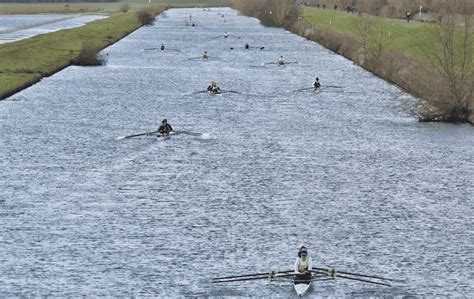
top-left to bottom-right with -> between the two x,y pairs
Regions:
301,6 -> 432,61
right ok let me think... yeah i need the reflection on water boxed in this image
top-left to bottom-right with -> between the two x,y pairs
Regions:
0,7 -> 472,297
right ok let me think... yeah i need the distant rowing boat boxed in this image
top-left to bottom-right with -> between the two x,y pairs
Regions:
262,61 -> 298,66
117,130 -> 203,140
291,85 -> 344,93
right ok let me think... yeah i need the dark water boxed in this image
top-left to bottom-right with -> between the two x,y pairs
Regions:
0,8 -> 472,297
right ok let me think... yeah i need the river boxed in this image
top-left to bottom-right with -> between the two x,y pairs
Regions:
0,7 -> 472,297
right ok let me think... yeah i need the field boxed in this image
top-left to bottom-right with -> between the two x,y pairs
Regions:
302,6 -> 473,66
301,7 -> 434,62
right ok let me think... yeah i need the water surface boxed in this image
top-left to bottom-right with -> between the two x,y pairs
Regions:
0,7 -> 472,297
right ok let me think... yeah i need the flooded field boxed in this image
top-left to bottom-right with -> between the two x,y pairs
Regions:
0,14 -> 105,44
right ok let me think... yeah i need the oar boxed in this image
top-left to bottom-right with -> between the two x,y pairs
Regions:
292,87 -> 314,92
213,273 -> 295,283
176,130 -> 202,137
118,130 -> 159,140
325,85 -> 343,89
185,56 -> 203,61
312,268 -> 394,281
213,270 -> 293,281
221,90 -> 240,94
334,274 -> 392,287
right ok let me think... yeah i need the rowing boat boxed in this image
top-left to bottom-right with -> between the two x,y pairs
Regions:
212,267 -> 393,296
119,129 -> 203,140
293,273 -> 312,297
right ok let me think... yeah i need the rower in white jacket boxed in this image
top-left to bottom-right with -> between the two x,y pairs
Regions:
294,246 -> 312,282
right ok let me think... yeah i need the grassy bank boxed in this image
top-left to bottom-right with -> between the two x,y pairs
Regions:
0,8 -> 165,100
301,7 -> 427,61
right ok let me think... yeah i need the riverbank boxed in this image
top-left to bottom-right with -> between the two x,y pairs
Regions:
296,7 -> 473,124
233,1 -> 473,124
0,8 -> 165,100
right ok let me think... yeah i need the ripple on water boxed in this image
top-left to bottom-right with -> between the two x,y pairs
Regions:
0,7 -> 473,297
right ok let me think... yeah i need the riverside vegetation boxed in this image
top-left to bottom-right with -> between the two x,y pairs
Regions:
233,0 -> 474,124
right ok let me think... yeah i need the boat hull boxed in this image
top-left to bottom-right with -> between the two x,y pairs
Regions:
293,273 -> 312,297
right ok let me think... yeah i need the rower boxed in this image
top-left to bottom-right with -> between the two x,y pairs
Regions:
313,77 -> 321,89
160,43 -> 165,51
294,246 -> 312,282
158,119 -> 173,136
245,43 -> 250,49
224,32 -> 229,38
276,55 -> 285,65
202,51 -> 209,60
207,81 -> 221,94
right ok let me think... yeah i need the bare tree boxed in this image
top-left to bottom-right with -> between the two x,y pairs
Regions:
353,14 -> 395,64
352,15 -> 375,62
413,0 -> 473,121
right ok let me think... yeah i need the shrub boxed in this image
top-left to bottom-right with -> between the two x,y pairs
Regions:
232,0 -> 299,28
73,40 -> 103,66
119,2 -> 131,13
136,8 -> 155,26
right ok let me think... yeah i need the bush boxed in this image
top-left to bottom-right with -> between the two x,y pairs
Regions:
136,8 -> 155,26
119,2 -> 130,13
232,0 -> 299,28
73,40 -> 103,66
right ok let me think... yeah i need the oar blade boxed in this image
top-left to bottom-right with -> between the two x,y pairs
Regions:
337,274 -> 392,287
